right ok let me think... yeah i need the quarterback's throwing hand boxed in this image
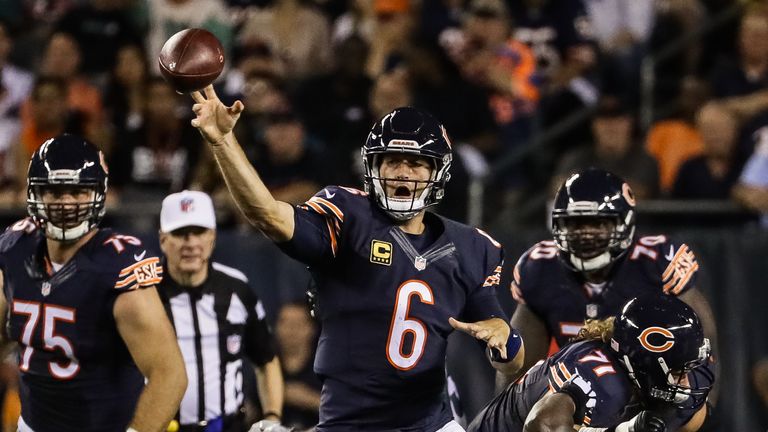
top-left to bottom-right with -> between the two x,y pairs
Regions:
449,317 -> 510,359
190,84 -> 244,145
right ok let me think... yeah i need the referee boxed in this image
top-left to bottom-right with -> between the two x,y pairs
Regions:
157,190 -> 284,431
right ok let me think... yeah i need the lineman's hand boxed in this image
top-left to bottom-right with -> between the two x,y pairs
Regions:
190,84 -> 244,145
449,317 -> 510,360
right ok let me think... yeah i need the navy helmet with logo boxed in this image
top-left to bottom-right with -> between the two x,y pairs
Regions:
27,134 -> 108,241
611,294 -> 713,409
551,168 -> 636,272
362,107 -> 453,221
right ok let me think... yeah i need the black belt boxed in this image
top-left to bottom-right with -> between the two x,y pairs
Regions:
177,413 -> 244,432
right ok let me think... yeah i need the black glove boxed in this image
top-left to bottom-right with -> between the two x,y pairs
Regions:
632,410 -> 667,432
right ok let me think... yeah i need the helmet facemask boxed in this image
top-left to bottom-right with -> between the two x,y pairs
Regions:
616,337 -> 713,410
363,151 -> 451,221
552,206 -> 635,272
28,180 -> 106,242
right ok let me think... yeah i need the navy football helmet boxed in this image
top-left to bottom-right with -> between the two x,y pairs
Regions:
27,135 -> 108,241
611,295 -> 713,409
551,168 -> 636,272
362,107 -> 452,221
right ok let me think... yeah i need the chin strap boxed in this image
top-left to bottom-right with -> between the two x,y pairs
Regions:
45,220 -> 91,242
570,251 -> 612,272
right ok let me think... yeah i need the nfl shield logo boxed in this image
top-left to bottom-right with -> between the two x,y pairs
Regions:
586,303 -> 598,318
180,198 -> 194,212
227,335 -> 241,354
414,256 -> 427,271
41,281 -> 51,297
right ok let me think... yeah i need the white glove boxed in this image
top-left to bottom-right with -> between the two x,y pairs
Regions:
248,420 -> 294,432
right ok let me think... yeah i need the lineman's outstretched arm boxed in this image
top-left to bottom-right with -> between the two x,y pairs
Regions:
0,271 -> 16,358
496,304 -> 550,391
190,85 -> 294,242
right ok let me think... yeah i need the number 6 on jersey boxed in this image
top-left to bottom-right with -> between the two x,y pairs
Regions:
386,280 -> 434,370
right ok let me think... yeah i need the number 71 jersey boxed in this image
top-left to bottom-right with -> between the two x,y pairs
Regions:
280,186 -> 507,430
0,220 -> 162,432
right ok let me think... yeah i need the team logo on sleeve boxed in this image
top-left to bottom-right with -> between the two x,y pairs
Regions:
370,240 -> 393,266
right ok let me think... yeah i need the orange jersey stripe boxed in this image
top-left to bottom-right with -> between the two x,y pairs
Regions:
118,257 -> 160,277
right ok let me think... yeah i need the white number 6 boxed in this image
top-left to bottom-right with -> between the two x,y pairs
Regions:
386,280 -> 434,370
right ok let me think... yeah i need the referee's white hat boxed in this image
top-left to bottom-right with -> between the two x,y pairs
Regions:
160,190 -> 216,232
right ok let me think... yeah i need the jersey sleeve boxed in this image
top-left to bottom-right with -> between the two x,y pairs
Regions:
461,228 -> 507,323
0,219 -> 36,271
509,241 -> 558,307
549,349 -> 632,427
243,292 -> 278,366
278,186 -> 363,266
101,234 -> 163,293
645,236 -> 700,296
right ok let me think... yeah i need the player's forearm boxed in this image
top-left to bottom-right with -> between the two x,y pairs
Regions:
256,358 -> 284,420
210,132 -> 295,242
492,343 -> 525,377
129,364 -> 187,432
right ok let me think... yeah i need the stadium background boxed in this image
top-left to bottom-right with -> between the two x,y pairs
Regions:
0,0 -> 766,430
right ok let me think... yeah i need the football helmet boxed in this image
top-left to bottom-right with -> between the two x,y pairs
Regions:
551,168 -> 636,272
611,295 -> 713,409
362,107 -> 452,221
27,134 -> 108,241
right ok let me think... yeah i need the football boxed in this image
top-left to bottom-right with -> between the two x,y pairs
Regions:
158,28 -> 225,93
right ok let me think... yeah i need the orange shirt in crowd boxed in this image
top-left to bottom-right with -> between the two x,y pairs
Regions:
645,120 -> 704,193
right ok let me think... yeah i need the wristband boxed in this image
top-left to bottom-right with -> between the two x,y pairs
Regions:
127,428 -> 139,432
488,328 -> 522,363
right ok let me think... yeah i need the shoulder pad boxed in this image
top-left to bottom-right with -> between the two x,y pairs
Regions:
0,219 -> 38,254
298,185 -> 368,223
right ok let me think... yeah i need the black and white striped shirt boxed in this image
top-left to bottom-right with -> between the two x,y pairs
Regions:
158,262 -> 277,426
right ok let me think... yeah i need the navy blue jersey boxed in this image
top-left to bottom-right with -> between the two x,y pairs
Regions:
468,339 -> 636,431
280,186 -> 506,431
511,236 -> 699,349
0,219 -> 163,432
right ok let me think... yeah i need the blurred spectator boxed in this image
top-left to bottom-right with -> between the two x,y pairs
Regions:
672,103 -> 741,199
103,43 -> 149,133
585,0 -> 655,101
449,0 -> 539,158
733,125 -> 768,227
108,78 -> 202,203
647,0 -> 705,108
294,35 -> 372,185
555,95 -> 659,199
365,0 -> 416,78
332,0 -> 375,45
18,77 -> 87,177
222,42 -> 284,103
0,21 -> 32,196
33,32 -> 105,148
511,0 -> 597,93
239,0 -> 332,81
275,302 -> 321,429
644,76 -> 707,195
55,0 -> 142,78
254,109 -> 330,205
711,7 -> 768,98
145,0 -> 232,75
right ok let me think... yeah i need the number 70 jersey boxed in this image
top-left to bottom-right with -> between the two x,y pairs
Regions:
279,186 -> 507,430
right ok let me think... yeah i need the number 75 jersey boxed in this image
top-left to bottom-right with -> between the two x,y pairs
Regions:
0,220 -> 162,432
279,186 -> 507,430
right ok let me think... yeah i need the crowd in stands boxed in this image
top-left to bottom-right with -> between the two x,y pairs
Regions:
0,0 -> 767,229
